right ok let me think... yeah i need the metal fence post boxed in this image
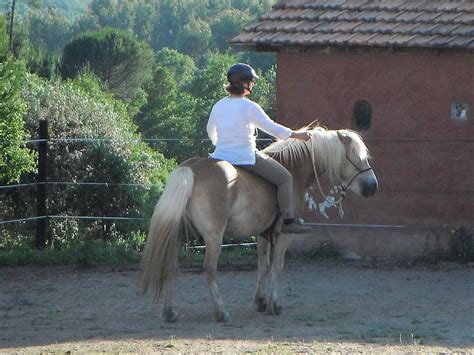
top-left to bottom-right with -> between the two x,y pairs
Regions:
36,119 -> 49,248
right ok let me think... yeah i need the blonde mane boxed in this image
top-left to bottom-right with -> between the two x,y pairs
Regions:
264,126 -> 369,182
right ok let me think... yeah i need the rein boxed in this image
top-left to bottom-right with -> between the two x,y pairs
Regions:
309,139 -> 345,217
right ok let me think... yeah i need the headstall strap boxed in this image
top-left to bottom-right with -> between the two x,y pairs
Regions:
308,139 -> 372,219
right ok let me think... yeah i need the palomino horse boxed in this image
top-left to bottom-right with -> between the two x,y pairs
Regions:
139,127 -> 378,322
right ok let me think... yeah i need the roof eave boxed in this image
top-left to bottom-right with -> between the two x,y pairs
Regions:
231,42 -> 474,55
231,43 -> 283,52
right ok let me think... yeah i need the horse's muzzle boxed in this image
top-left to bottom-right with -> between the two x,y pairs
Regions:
360,177 -> 378,197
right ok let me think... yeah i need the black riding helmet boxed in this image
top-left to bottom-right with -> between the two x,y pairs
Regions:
227,63 -> 259,83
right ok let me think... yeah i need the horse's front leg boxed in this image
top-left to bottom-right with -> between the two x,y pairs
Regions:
203,233 -> 231,322
254,235 -> 271,312
266,234 -> 294,315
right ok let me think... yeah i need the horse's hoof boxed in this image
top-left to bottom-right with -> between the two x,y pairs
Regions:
266,301 -> 282,315
255,297 -> 267,312
163,308 -> 179,322
215,310 -> 231,322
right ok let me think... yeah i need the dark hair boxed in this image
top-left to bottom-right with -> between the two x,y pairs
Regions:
224,82 -> 245,95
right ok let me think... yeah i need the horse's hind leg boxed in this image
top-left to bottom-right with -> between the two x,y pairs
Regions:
254,235 -> 271,312
203,232 -> 231,322
162,281 -> 179,322
267,234 -> 294,315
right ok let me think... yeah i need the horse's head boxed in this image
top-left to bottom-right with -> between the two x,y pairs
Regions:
336,130 -> 378,198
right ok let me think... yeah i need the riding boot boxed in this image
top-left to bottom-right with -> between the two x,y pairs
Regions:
280,217 -> 311,234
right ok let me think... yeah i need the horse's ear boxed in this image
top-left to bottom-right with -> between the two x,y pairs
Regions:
337,131 -> 352,144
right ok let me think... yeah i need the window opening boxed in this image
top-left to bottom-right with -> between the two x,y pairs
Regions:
353,100 -> 372,131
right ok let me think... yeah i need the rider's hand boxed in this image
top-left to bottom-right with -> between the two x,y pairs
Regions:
290,131 -> 312,141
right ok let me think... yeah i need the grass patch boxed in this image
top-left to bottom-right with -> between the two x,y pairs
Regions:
0,240 -> 140,267
414,226 -> 474,265
179,244 -> 257,270
0,238 -> 257,269
297,240 -> 341,260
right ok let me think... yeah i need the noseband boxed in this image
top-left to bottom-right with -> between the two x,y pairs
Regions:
340,155 -> 373,197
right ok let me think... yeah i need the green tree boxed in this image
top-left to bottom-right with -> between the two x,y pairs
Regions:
136,63 -> 198,162
133,2 -> 158,43
210,8 -> 252,52
6,0 -> 40,53
59,28 -> 154,107
151,0 -> 194,50
27,7 -> 71,52
251,65 -> 277,117
89,0 -> 134,30
176,18 -> 212,61
155,48 -> 196,89
0,18 -> 35,184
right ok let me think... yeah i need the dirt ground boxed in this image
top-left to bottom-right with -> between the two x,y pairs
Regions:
0,260 -> 473,353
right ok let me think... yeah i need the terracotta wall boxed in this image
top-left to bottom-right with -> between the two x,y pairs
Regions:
276,50 -> 473,227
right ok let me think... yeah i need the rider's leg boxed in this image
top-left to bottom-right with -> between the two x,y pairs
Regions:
239,152 -> 310,234
238,152 -> 294,221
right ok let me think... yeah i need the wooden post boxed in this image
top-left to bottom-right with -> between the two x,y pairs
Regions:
36,119 -> 48,248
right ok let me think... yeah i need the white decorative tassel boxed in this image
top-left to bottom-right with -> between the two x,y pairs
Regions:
305,185 -> 345,219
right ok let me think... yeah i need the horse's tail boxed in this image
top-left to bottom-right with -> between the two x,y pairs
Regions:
139,166 -> 194,300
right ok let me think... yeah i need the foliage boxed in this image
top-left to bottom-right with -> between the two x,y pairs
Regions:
59,28 -> 154,106
210,8 -> 252,52
251,65 -> 277,117
70,0 -> 276,68
300,241 -> 342,259
0,18 -> 35,184
26,7 -> 72,52
135,63 -> 199,162
0,0 -> 90,21
0,239 -> 141,267
414,226 -> 473,265
176,18 -> 212,61
1,0 -> 281,257
0,72 -> 175,248
450,226 -> 473,263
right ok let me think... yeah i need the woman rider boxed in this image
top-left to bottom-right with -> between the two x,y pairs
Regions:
206,63 -> 311,233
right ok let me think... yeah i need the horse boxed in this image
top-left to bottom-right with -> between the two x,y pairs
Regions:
139,126 -> 378,322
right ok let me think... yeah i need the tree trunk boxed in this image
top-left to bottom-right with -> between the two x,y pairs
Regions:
9,0 -> 16,53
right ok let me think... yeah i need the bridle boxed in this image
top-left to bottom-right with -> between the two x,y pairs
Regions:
309,139 -> 373,216
342,155 -> 374,196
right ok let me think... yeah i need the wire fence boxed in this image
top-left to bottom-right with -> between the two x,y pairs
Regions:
2,130 -> 458,248
0,134 -> 275,229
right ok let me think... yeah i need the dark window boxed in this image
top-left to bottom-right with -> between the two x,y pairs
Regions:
353,100 -> 372,131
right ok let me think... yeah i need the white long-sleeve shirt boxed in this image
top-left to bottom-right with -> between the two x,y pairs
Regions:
206,97 -> 292,165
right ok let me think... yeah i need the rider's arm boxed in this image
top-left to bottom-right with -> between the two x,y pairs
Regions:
250,102 -> 292,140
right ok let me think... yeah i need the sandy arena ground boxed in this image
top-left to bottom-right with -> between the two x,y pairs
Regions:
0,260 -> 473,353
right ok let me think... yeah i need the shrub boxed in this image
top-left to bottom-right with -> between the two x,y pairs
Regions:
0,72 -> 175,249
450,226 -> 474,263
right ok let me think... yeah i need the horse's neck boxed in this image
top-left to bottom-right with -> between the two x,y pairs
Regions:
270,141 -> 325,215
284,141 -> 325,187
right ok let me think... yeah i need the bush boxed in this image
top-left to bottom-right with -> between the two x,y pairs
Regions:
450,226 -> 474,263
0,72 -> 175,249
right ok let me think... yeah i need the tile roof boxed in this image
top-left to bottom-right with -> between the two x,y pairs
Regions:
231,0 -> 474,51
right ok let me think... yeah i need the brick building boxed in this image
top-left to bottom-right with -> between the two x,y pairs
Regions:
232,0 -> 473,258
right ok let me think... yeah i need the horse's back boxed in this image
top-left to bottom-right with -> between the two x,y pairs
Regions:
180,157 -> 278,238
